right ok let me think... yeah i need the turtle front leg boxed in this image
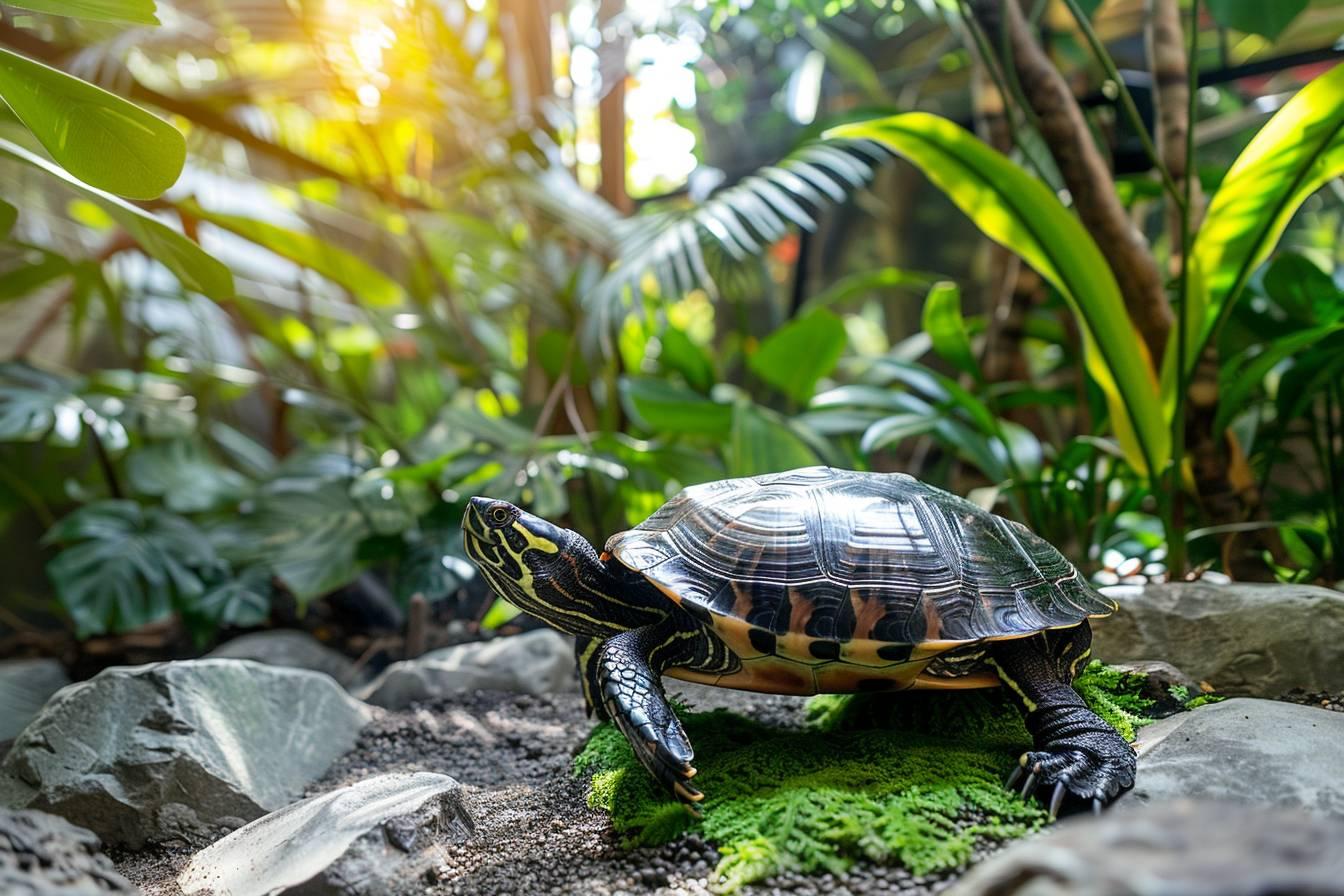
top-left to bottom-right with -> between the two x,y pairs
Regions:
590,621 -> 702,807
989,625 -> 1136,817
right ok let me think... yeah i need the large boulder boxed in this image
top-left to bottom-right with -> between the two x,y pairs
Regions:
207,631 -> 357,687
946,799 -> 1344,896
0,660 -> 372,848
178,772 -> 473,896
0,808 -> 140,896
357,630 -> 575,710
1091,582 -> 1344,696
1124,698 -> 1344,816
0,660 -> 70,743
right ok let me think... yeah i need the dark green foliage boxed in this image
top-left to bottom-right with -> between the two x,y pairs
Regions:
42,500 -> 221,637
1,0 -> 1339,639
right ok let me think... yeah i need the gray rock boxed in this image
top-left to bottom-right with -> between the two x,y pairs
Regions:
357,630 -> 575,709
178,772 -> 473,896
946,799 -> 1344,896
1126,698 -> 1344,816
0,659 -> 70,742
207,631 -> 356,686
1092,582 -> 1344,696
0,660 -> 372,848
0,808 -> 140,895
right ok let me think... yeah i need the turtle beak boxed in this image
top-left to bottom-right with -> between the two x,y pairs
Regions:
462,497 -> 495,544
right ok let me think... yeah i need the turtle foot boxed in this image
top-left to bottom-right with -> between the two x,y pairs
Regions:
1006,733 -> 1135,818
600,675 -> 703,810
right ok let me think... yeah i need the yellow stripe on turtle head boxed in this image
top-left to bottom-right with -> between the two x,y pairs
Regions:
512,520 -> 563,555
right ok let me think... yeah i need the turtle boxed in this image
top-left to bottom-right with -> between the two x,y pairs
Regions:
461,466 -> 1136,816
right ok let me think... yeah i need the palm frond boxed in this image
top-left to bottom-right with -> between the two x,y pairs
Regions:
581,138 -> 891,350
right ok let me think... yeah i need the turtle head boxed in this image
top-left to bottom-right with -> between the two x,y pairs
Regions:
462,497 -> 626,637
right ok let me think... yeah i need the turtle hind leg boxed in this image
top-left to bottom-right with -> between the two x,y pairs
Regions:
593,620 -> 703,808
989,624 -> 1136,816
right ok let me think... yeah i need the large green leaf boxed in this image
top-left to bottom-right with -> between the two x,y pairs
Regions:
748,308 -> 847,404
4,0 -> 158,24
726,402 -> 820,477
190,570 -> 272,630
43,501 -> 217,637
0,139 -> 233,298
620,377 -> 734,437
827,113 -> 1168,476
0,362 -> 127,449
1261,252 -> 1343,325
0,48 -> 182,199
921,281 -> 979,380
1206,0 -> 1307,39
1182,64 -> 1344,391
127,439 -> 249,513
227,466 -> 370,603
189,205 -> 405,307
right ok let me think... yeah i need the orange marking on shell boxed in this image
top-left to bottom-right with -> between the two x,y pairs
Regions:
849,589 -> 887,642
787,589 -> 816,636
921,592 -> 943,640
730,582 -> 755,622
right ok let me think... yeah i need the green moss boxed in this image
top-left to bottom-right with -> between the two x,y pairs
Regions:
1071,660 -> 1155,742
574,690 -> 1047,892
573,663 -> 1169,892
1184,693 -> 1225,709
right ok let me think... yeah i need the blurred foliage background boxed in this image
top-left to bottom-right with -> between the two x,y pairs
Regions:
1,0 -> 1342,662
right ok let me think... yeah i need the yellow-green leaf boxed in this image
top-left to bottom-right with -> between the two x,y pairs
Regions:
0,198 -> 15,237
828,112 -> 1168,476
1179,63 -> 1344,410
0,47 -> 183,199
4,0 -> 158,25
190,204 -> 406,307
0,138 -> 233,298
921,281 -> 979,380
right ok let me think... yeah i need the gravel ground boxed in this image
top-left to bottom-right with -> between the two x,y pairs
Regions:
111,683 -> 1343,896
1279,689 -> 1344,712
114,684 -> 973,896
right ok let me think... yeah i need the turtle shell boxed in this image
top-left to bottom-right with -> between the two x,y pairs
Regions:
604,466 -> 1115,694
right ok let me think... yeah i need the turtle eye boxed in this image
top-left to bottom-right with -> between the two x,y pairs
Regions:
486,503 -> 515,527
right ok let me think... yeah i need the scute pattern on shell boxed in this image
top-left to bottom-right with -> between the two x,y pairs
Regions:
605,467 -> 1114,649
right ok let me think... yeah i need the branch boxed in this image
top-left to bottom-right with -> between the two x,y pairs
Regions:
966,0 -> 1173,366
1146,0 -> 1205,257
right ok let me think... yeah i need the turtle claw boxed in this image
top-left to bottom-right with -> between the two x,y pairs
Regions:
1005,763 -> 1025,791
1048,781 -> 1066,820
1008,737 -> 1135,816
1019,770 -> 1038,801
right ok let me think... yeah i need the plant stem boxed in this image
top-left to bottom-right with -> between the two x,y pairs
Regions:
1325,380 -> 1343,578
1165,0 -> 1199,580
1061,0 -> 1186,214
85,419 -> 124,500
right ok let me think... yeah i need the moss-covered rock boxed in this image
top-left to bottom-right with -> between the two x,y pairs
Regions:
573,663 -> 1180,893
